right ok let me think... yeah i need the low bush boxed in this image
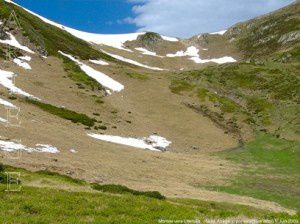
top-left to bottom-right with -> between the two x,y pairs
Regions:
27,99 -> 96,127
91,184 -> 166,200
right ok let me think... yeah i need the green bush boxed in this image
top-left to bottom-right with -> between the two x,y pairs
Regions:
170,80 -> 195,94
35,170 -> 85,185
27,99 -> 96,127
91,184 -> 166,200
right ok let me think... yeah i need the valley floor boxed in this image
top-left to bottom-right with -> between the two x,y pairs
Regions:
0,56 -> 298,216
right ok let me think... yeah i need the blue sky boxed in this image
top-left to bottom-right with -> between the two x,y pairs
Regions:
14,0 -> 295,38
14,0 -> 138,34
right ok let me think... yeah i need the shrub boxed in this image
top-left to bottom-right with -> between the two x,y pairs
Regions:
27,99 -> 96,127
91,184 -> 165,200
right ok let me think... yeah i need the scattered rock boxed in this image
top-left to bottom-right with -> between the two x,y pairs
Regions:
278,31 -> 300,44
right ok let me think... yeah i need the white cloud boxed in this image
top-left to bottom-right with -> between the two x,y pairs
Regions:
125,0 -> 295,38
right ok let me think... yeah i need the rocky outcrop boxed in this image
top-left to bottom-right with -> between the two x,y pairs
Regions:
278,31 -> 300,44
0,27 -> 9,40
136,32 -> 163,48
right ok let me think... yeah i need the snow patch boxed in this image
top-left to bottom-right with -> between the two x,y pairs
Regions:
88,133 -> 171,152
89,59 -> 109,66
190,56 -> 236,64
4,0 -> 177,51
0,140 -> 59,154
0,117 -> 7,123
59,51 -> 124,92
166,46 -> 236,64
166,46 -> 199,57
161,35 -> 178,42
0,32 -> 34,54
18,56 -> 31,61
210,30 -> 227,35
135,47 -> 157,56
70,149 -> 77,153
0,97 -> 16,108
102,50 -> 164,71
13,58 -> 31,70
0,69 -> 38,98
35,144 -> 60,154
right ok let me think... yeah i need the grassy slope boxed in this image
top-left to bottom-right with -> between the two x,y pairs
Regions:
226,2 -> 300,58
206,134 -> 300,210
0,0 -> 114,60
170,60 -> 299,140
170,62 -> 299,211
169,3 -> 300,211
0,166 -> 297,223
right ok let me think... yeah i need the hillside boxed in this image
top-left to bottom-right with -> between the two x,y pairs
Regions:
0,0 -> 299,222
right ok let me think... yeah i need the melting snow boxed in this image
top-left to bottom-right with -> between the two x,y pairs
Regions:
135,47 -> 157,56
190,56 -> 236,64
210,30 -> 227,35
4,0 -> 177,51
13,58 -> 31,70
18,56 -> 31,61
88,133 -> 171,152
161,36 -> 178,42
59,51 -> 124,92
89,59 -> 109,66
0,117 -> 7,123
0,97 -> 15,123
0,32 -> 34,54
166,46 -> 236,64
102,50 -> 164,71
35,144 -> 60,154
166,46 -> 199,57
0,69 -> 38,98
0,97 -> 16,108
0,140 -> 59,154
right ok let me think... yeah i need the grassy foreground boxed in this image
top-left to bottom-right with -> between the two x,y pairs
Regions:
0,165 -> 297,224
208,134 -> 300,210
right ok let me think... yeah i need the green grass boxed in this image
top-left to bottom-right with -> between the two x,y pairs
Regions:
91,184 -> 165,200
35,170 -> 85,185
62,57 -> 105,91
169,79 -> 195,94
197,88 -> 239,113
125,72 -> 149,80
26,99 -> 96,127
0,165 -> 297,223
169,61 -> 300,138
209,134 -> 300,210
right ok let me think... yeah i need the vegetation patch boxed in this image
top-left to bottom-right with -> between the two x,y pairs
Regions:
62,57 -> 105,91
125,72 -> 148,80
35,170 -> 85,185
209,134 -> 300,210
170,79 -> 195,94
26,99 -> 96,127
91,184 -> 165,200
0,164 -> 297,223
170,61 -> 300,139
